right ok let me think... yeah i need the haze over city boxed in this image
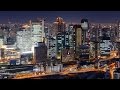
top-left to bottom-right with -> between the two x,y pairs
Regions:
0,11 -> 120,23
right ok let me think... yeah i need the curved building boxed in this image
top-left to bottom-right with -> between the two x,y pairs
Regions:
81,19 -> 89,45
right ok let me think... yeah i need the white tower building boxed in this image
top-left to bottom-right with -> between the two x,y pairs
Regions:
30,19 -> 45,47
16,25 -> 32,54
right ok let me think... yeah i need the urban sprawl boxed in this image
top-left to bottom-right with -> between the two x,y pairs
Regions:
0,17 -> 119,79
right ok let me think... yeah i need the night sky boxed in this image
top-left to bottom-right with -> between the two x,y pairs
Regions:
0,11 -> 120,23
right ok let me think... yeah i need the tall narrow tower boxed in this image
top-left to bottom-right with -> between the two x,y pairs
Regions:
53,17 -> 66,61
81,19 -> 89,45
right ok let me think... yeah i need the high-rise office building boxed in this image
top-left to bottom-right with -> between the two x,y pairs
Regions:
68,24 -> 74,48
73,25 -> 82,59
61,24 -> 75,62
100,39 -> 112,57
73,25 -> 82,52
30,19 -> 45,47
45,24 -> 57,58
62,26 -> 75,62
56,32 -> 63,60
90,26 -> 101,59
99,28 -> 113,57
48,36 -> 56,58
53,17 -> 66,60
110,27 -> 116,51
34,42 -> 47,64
16,25 -> 32,54
81,19 -> 89,44
79,45 -> 90,61
53,17 -> 66,35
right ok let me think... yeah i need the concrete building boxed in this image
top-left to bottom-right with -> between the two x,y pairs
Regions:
16,24 -> 33,64
110,27 -> 117,50
79,45 -> 90,61
53,17 -> 66,60
68,24 -> 74,48
72,19 -> 90,61
89,42 -> 96,60
16,26 -> 32,54
100,39 -> 112,57
34,42 -> 47,64
3,45 -> 20,60
59,24 -> 75,62
44,24 -> 57,59
90,25 -> 101,60
44,25 -> 57,58
48,36 -> 56,58
53,17 -> 66,36
99,28 -> 113,57
56,32 -> 63,60
73,25 -> 82,59
30,19 -> 45,47
81,19 -> 89,44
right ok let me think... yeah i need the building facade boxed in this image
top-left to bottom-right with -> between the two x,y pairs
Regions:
53,17 -> 66,60
30,19 -> 45,47
16,27 -> 32,54
81,19 -> 89,44
34,42 -> 47,63
73,25 -> 82,59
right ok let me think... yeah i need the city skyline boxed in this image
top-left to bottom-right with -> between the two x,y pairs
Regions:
1,11 -> 120,23
0,12 -> 119,79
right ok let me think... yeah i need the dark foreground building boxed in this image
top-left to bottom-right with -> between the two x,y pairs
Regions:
34,42 -> 47,63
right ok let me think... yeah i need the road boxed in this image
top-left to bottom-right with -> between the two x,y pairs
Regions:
13,64 -> 104,79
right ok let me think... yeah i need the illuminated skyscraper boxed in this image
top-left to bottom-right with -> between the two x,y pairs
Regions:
53,17 -> 66,34
99,28 -> 113,57
68,24 -> 74,48
73,25 -> 82,59
81,19 -> 89,45
44,24 -> 57,58
53,17 -> 66,60
30,19 -> 45,47
16,25 -> 32,54
48,36 -> 56,58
